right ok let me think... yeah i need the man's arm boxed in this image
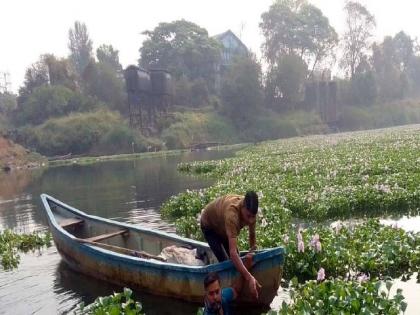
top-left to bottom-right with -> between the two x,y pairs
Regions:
249,222 -> 256,251
228,237 -> 260,299
230,252 -> 253,299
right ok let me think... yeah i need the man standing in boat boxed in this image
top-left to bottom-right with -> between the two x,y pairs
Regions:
200,191 -> 260,300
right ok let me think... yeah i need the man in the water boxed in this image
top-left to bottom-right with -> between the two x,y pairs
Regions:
203,253 -> 253,315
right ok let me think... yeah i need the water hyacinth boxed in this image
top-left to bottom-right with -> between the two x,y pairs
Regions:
297,240 -> 305,253
317,267 -> 325,281
161,126 -> 420,312
310,234 -> 322,253
357,273 -> 370,283
297,230 -> 305,253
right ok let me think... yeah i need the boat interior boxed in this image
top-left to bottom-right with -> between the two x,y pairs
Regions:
48,199 -> 218,265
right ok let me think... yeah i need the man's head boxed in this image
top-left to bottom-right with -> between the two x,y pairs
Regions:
241,191 -> 258,226
204,272 -> 222,311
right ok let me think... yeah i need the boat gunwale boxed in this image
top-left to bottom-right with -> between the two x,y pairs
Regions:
41,193 -> 285,273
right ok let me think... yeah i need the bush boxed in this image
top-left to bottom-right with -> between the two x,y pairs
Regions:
338,100 -> 420,131
92,125 -> 149,155
20,110 -> 132,156
14,85 -> 98,126
161,111 -> 237,149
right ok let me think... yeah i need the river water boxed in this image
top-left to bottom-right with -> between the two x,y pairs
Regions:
0,150 -> 236,315
0,149 -> 418,314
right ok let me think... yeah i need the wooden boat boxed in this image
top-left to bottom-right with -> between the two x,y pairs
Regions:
41,194 -> 285,306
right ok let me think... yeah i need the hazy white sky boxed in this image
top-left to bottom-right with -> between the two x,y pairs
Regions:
1,0 -> 419,92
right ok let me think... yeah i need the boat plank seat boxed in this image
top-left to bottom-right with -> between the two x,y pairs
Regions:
85,229 -> 129,243
60,218 -> 84,228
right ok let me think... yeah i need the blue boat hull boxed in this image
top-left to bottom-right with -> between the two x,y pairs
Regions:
41,194 -> 284,305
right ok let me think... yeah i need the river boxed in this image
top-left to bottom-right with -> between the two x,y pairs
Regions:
0,149 -> 418,314
0,149 -> 236,315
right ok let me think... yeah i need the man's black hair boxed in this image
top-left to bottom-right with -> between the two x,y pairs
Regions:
244,191 -> 259,215
204,272 -> 220,290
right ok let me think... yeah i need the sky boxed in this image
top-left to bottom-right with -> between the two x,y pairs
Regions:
1,0 -> 420,92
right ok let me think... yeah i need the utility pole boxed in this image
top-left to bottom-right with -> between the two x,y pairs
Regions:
0,71 -> 11,93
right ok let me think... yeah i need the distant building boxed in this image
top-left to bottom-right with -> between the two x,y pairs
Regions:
212,30 -> 249,92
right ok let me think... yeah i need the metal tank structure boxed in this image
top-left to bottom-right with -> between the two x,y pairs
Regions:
124,66 -> 172,135
150,69 -> 173,114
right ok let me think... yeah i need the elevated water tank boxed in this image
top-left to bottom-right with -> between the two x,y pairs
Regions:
150,69 -> 172,96
124,65 -> 151,94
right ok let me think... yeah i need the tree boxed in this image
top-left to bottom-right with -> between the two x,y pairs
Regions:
96,44 -> 123,72
82,61 -> 126,112
341,1 -> 376,78
265,55 -> 308,110
393,31 -> 414,72
43,54 -> 76,89
0,92 -> 17,115
139,20 -> 221,89
14,85 -> 97,126
221,55 -> 263,126
371,33 -> 414,101
260,0 -> 338,72
18,60 -> 49,103
68,21 -> 93,78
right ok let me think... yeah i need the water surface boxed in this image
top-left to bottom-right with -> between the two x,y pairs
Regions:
0,150 -> 235,314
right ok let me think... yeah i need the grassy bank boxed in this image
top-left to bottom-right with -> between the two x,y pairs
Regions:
48,143 -> 249,167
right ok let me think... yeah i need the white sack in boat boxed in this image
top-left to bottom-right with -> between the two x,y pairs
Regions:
160,245 -> 205,266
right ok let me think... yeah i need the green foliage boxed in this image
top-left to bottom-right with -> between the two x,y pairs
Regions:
96,44 -> 123,72
281,220 -> 420,282
92,124 -> 149,155
82,61 -> 126,112
68,21 -> 94,78
162,126 -> 420,281
43,54 -> 77,89
14,85 -> 97,126
260,0 -> 338,69
265,55 -> 308,108
338,101 -> 420,130
270,278 -> 406,314
77,288 -> 144,315
350,71 -> 378,105
20,110 -> 133,156
221,55 -> 263,126
140,19 -> 221,89
0,92 -> 18,115
0,230 -> 51,270
173,77 -> 210,107
341,1 -> 376,78
161,111 -> 237,149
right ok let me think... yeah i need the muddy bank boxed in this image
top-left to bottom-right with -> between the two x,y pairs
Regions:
0,137 -> 45,172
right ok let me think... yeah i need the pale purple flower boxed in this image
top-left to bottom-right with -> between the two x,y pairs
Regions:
297,240 -> 305,253
310,234 -> 322,253
317,267 -> 325,281
357,273 -> 370,283
315,240 -> 322,252
297,230 -> 303,242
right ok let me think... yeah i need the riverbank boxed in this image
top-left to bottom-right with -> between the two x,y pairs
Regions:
0,136 -> 46,172
47,143 -> 249,167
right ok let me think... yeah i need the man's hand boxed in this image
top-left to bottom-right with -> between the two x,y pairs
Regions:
247,275 -> 262,300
